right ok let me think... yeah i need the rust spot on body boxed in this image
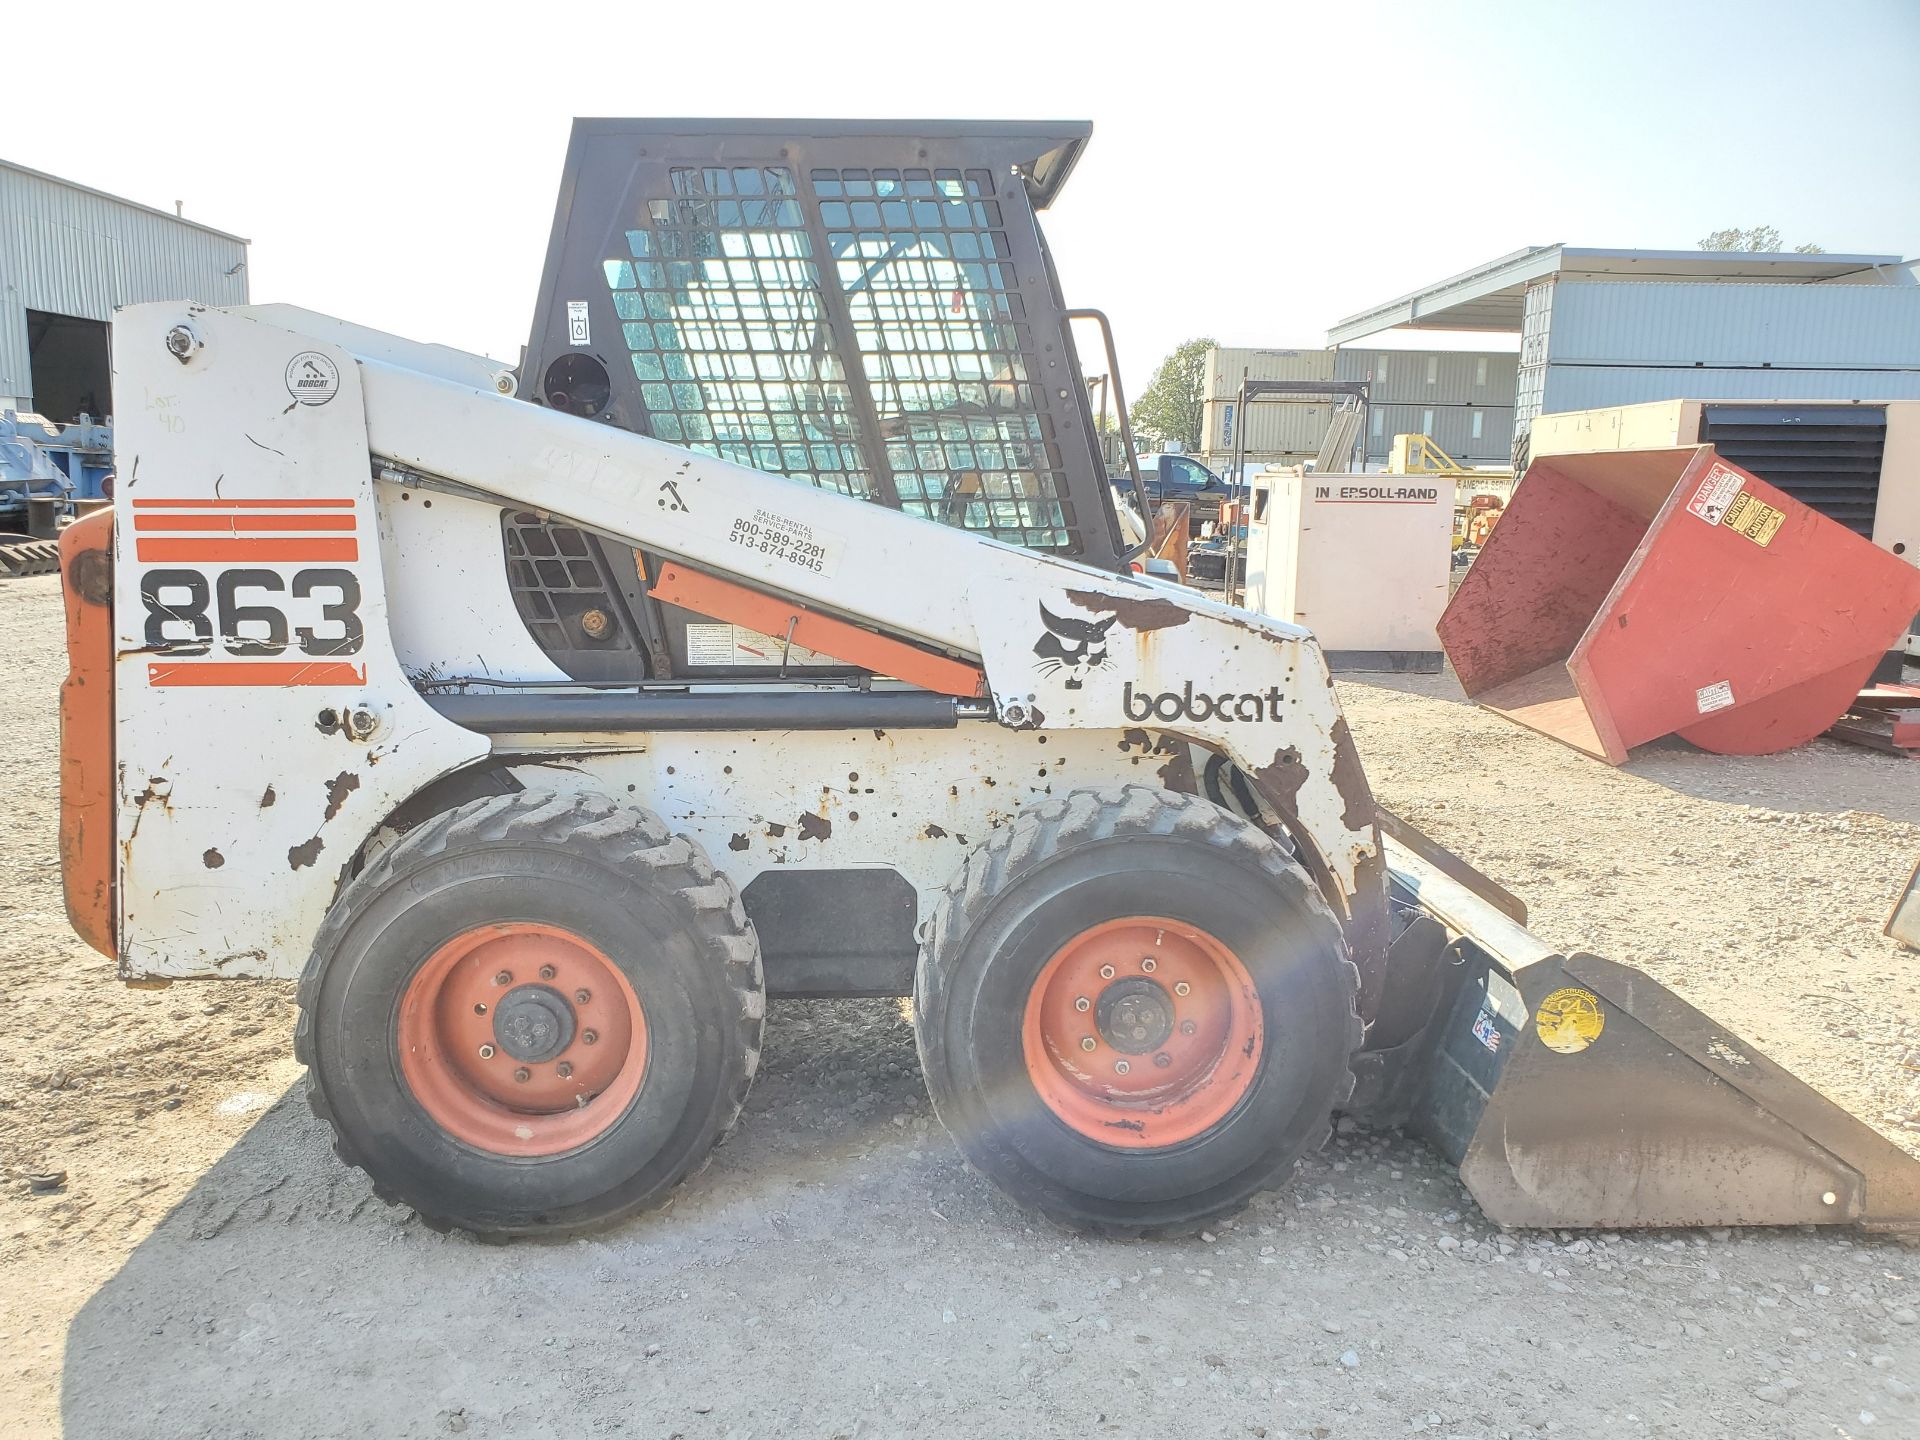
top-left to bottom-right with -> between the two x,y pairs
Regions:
924,823 -> 947,839
288,836 -> 324,870
1256,745 -> 1309,810
259,785 -> 276,809
1328,718 -> 1374,832
765,822 -> 787,838
728,833 -> 750,852
797,811 -> 832,842
1064,589 -> 1192,632
323,771 -> 361,822
202,848 -> 224,869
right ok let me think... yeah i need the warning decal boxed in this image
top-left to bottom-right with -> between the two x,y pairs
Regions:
1695,679 -> 1735,714
1534,987 -> 1605,1055
686,622 -> 835,668
1684,462 -> 1743,527
1722,491 -> 1785,547
566,301 -> 591,346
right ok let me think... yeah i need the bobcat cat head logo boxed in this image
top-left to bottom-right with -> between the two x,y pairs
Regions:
1032,603 -> 1118,689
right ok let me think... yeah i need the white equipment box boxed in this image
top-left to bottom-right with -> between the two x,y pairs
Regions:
1242,471 -> 1455,672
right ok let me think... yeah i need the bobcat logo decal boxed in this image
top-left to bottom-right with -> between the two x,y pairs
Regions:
1032,603 -> 1118,690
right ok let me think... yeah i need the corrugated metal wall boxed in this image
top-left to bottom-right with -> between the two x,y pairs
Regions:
0,162 -> 249,410
1540,366 -> 1920,413
1333,347 -> 1518,407
1546,282 -> 1920,367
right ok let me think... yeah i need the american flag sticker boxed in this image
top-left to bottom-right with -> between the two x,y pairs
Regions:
1471,1006 -> 1503,1054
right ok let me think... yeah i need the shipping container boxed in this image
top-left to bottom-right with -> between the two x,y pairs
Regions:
1203,346 -> 1335,402
1361,402 -> 1514,465
1334,347 -> 1518,407
1203,396 -> 1331,456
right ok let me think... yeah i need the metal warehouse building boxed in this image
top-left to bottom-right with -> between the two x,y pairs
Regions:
1327,245 -> 1920,460
1,159 -> 249,421
1198,344 -> 1517,474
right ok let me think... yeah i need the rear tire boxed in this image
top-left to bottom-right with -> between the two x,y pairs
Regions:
915,784 -> 1359,1236
296,789 -> 763,1238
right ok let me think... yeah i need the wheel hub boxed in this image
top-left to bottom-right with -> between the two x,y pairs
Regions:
493,984 -> 576,1062
1095,977 -> 1174,1054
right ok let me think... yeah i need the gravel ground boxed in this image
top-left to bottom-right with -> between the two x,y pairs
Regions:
2,571 -> 1918,1440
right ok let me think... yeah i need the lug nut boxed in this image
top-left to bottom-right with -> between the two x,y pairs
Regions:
1140,957 -> 1157,973
580,608 -> 612,640
539,964 -> 556,980
1180,1019 -> 1197,1036
478,1044 -> 496,1059
473,1002 -> 488,1015
556,1061 -> 574,1079
1099,964 -> 1116,980
582,1030 -> 598,1045
513,1067 -> 531,1083
1174,981 -> 1190,997
1074,996 -> 1091,1012
1114,1060 -> 1131,1076
1080,1036 -> 1097,1052
494,970 -> 512,986
575,988 -> 591,1005
1154,1052 -> 1172,1068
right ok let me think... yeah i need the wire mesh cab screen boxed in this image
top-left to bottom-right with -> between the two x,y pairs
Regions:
524,120 -> 1119,567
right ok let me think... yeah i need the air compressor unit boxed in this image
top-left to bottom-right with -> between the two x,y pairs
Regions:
1240,469 -> 1455,672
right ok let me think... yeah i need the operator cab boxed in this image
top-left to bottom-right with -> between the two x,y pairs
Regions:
512,120 -> 1138,683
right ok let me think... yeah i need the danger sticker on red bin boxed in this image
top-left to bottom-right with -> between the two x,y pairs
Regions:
1685,463 -> 1744,526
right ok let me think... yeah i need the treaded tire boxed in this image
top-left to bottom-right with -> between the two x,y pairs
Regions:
295,789 -> 763,1238
915,784 -> 1360,1237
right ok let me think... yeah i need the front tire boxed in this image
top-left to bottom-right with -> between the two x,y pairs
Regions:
296,789 -> 763,1238
915,785 -> 1359,1236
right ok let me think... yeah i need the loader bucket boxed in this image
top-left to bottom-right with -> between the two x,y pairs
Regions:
1385,838 -> 1920,1230
1437,446 -> 1920,763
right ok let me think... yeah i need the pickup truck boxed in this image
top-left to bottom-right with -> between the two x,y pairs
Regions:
1110,454 -> 1233,533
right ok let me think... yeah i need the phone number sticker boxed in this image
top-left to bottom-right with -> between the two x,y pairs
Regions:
728,508 -> 843,578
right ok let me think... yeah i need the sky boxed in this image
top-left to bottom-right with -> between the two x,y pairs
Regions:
8,0 -> 1919,387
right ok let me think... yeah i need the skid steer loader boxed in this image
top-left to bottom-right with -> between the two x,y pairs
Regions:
56,120 -> 1920,1238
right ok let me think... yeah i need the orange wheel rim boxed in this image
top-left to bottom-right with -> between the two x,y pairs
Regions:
396,923 -> 647,1158
1021,916 -> 1262,1149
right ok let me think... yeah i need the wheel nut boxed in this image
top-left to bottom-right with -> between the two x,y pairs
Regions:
1140,957 -> 1157,973
1080,1036 -> 1097,1052
539,964 -> 556,980
1114,1060 -> 1131,1076
1074,996 -> 1091,1012
473,1002 -> 488,1015
478,1044 -> 496,1059
1174,981 -> 1190,997
1154,1052 -> 1172,1067
513,1067 -> 531,1083
494,971 -> 512,986
1180,1019 -> 1197,1036
1099,964 -> 1116,980
575,989 -> 591,1005
582,1030 -> 598,1045
557,1061 -> 574,1079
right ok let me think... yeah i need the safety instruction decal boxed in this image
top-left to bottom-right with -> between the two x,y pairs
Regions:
1470,1006 -> 1503,1054
1721,491 -> 1785,547
1534,987 -> 1605,1055
1694,679 -> 1735,714
686,622 -> 835,668
566,301 -> 591,346
1684,462 -> 1743,527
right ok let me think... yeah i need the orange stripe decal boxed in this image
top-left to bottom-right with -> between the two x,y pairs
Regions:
133,513 -> 360,533
132,497 -> 357,509
147,661 -> 367,687
134,538 -> 359,562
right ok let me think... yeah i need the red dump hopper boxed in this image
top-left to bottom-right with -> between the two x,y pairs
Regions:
1438,446 -> 1920,763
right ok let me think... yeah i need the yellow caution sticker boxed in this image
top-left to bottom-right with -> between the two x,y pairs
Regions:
1722,491 -> 1785,547
1535,987 -> 1605,1054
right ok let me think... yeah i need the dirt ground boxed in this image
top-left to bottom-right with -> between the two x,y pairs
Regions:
3,569 -> 1918,1440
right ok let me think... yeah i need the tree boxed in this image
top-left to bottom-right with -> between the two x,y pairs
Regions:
1697,225 -> 1828,254
1130,337 -> 1217,451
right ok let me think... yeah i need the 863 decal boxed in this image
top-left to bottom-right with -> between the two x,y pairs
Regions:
131,497 -> 368,687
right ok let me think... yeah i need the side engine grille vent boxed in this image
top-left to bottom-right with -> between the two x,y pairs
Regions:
1700,406 -> 1886,540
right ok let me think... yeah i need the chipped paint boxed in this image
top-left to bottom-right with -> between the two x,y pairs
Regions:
797,811 -> 832,842
202,848 -> 224,869
1064,588 -> 1192,632
288,836 -> 324,870
1328,718 -> 1374,833
323,771 -> 362,823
